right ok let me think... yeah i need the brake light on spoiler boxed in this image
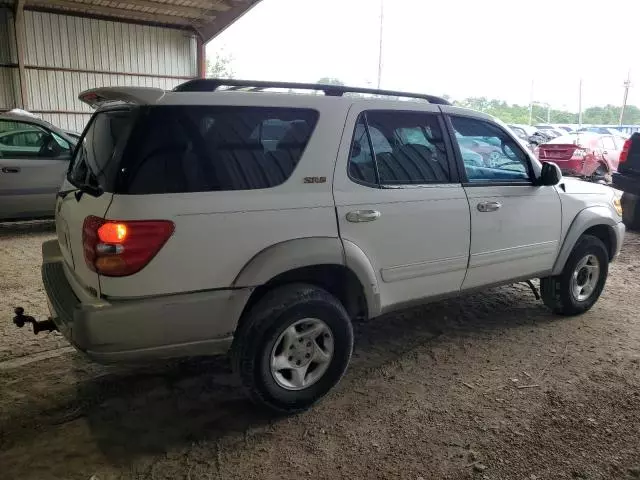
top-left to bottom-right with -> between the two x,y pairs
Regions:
83,216 -> 174,277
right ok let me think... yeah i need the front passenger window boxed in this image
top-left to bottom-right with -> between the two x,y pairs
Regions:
450,116 -> 531,183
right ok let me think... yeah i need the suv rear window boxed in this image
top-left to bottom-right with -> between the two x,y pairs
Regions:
118,106 -> 319,194
68,108 -> 137,192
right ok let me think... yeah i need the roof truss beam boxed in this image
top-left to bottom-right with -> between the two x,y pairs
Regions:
199,0 -> 259,42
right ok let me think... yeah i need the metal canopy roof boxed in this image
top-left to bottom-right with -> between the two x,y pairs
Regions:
0,0 -> 261,41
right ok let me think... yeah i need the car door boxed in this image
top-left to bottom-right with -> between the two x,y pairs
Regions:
0,119 -> 72,220
442,109 -> 562,290
333,105 -> 471,313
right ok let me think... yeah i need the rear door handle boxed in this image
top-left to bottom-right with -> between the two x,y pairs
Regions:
346,210 -> 381,223
1,167 -> 20,173
477,201 -> 502,212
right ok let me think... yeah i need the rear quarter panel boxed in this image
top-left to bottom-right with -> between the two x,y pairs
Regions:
100,99 -> 350,299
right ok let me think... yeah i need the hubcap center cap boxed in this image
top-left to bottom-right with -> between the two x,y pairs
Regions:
288,338 -> 314,367
577,268 -> 589,286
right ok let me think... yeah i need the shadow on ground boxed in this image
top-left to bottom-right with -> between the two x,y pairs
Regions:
1,282 -> 556,468
0,219 -> 55,238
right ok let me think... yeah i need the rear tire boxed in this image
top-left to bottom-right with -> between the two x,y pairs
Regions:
231,283 -> 353,414
540,235 -> 609,316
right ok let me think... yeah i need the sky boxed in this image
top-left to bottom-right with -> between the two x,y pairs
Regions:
208,0 -> 638,111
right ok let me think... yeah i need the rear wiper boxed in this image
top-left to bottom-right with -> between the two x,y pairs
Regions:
57,184 -> 103,201
57,188 -> 79,199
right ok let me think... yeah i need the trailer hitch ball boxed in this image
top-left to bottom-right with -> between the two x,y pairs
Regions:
13,307 -> 31,328
13,307 -> 58,334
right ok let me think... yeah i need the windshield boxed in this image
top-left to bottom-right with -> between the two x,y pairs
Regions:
67,108 -> 137,192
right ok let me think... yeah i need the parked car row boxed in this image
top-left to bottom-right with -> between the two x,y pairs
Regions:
501,123 -> 629,183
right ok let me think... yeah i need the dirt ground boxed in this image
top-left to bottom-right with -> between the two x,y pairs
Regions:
1,221 -> 639,480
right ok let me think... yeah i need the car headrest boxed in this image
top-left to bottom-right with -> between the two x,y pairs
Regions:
277,121 -> 312,149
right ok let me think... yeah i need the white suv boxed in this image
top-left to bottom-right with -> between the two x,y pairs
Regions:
37,79 -> 625,413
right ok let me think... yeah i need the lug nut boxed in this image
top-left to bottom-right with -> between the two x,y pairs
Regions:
296,360 -> 301,365
305,353 -> 310,358
307,342 -> 311,347
288,356 -> 293,361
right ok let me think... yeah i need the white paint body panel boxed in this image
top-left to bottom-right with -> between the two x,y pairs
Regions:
99,96 -> 350,298
462,184 -> 562,289
333,103 -> 470,311
556,177 -> 618,240
55,179 -> 112,297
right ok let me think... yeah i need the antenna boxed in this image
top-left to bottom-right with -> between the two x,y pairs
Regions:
377,0 -> 384,89
619,71 -> 632,126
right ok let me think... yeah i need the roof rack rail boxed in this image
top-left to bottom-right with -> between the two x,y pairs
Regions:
173,79 -> 451,105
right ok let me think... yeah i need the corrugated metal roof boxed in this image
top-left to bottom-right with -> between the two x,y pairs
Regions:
0,0 -> 260,40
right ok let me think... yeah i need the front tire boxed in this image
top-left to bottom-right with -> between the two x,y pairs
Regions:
540,235 -> 609,316
231,283 -> 354,413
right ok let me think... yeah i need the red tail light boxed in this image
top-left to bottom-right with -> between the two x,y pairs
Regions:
82,216 -> 174,277
619,138 -> 632,164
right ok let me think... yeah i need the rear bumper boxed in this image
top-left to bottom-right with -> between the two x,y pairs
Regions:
41,240 -> 251,363
553,159 -> 586,177
612,172 -> 640,195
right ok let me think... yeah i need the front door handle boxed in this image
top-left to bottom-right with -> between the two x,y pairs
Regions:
346,209 -> 381,223
1,167 -> 20,173
477,201 -> 502,212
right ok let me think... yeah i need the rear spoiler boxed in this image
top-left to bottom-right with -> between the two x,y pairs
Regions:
78,87 -> 165,109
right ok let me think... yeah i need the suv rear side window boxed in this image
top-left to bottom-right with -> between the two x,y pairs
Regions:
348,110 -> 452,186
120,106 -> 318,194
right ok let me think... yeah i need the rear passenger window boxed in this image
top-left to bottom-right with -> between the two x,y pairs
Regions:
348,111 -> 452,186
120,106 -> 318,194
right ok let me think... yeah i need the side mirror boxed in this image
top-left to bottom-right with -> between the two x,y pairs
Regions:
539,161 -> 562,186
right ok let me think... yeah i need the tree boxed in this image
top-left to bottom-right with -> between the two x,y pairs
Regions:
206,50 -> 234,78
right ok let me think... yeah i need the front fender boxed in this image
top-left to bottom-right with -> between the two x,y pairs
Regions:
552,206 -> 621,275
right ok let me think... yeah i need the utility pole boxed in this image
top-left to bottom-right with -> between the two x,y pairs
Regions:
619,71 -> 631,126
376,0 -> 384,89
546,103 -> 551,123
528,79 -> 534,125
578,78 -> 583,128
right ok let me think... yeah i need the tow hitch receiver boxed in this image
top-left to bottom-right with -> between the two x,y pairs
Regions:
13,307 -> 58,334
